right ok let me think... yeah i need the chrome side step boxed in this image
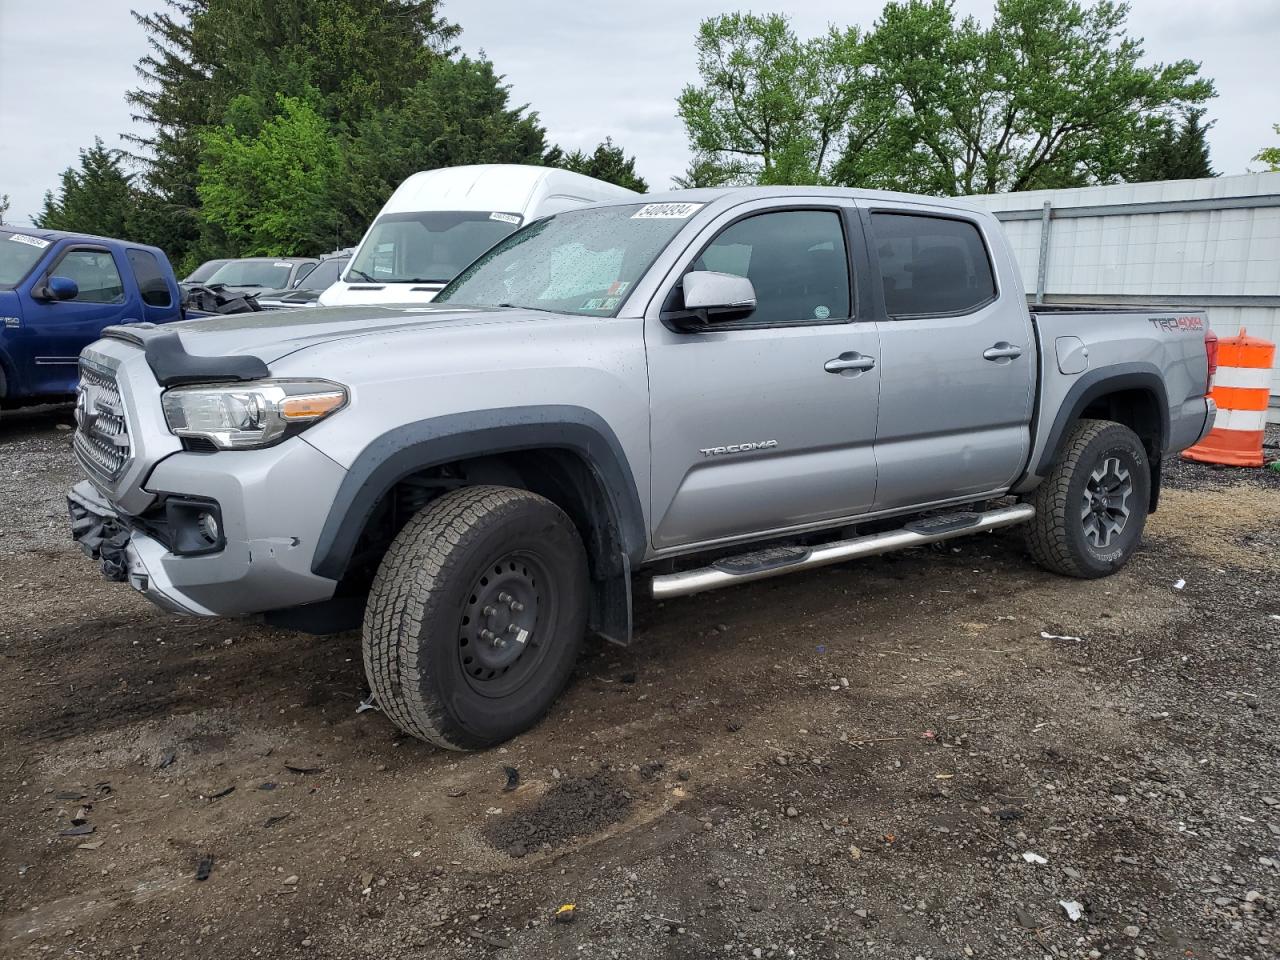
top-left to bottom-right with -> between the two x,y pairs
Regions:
650,503 -> 1035,600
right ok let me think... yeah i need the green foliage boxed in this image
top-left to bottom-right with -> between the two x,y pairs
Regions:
34,139 -> 138,237
120,0 -> 550,262
682,1 -> 1216,195
671,157 -> 736,189
1255,125 -> 1280,172
557,138 -> 649,192
1131,109 -> 1216,181
197,95 -> 344,255
677,13 -> 871,185
0,195 -> 10,227
342,57 -> 553,236
841,0 -> 1215,194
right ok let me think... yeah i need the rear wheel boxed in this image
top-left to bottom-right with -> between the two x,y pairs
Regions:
362,485 -> 588,750
1026,419 -> 1150,578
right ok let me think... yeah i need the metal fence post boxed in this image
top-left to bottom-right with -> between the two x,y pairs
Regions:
1035,201 -> 1052,304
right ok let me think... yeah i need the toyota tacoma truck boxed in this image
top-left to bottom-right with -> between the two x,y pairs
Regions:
66,188 -> 1217,750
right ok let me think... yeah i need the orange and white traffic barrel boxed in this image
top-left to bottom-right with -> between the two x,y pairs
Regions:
1183,328 -> 1275,468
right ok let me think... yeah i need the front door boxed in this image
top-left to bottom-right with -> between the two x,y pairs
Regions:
646,201 -> 881,552
859,204 -> 1035,510
23,246 -> 131,395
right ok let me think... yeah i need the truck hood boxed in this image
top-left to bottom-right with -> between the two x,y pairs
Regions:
102,303 -> 543,364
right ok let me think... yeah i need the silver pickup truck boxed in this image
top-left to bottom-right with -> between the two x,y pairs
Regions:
67,187 -> 1216,750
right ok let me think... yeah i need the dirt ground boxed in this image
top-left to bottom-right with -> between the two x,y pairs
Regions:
1,406 -> 1277,960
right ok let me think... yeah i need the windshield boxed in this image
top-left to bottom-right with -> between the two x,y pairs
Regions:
296,257 -> 347,291
347,211 -> 522,285
0,231 -> 51,288
435,203 -> 698,316
207,260 -> 294,288
185,259 -> 229,283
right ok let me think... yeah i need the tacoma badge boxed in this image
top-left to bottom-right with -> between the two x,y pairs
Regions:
699,440 -> 779,458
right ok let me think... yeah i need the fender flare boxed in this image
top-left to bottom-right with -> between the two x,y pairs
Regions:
1034,364 -> 1171,476
309,405 -> 647,582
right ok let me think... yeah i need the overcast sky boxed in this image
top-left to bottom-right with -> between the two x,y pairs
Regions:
1,0 -> 1276,227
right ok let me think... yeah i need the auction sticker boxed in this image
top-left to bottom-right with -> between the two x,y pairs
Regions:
632,202 -> 703,219
9,234 -> 50,248
490,212 -> 521,224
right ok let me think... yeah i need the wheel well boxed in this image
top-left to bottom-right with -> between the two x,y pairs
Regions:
340,448 -> 632,644
1077,387 -> 1164,511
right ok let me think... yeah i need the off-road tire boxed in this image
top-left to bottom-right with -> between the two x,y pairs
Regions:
362,485 -> 588,750
1026,418 -> 1151,579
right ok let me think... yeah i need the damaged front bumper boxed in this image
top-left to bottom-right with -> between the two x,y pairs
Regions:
68,480 -> 216,615
66,436 -> 345,617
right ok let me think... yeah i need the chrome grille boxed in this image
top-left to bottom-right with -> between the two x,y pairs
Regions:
73,361 -> 132,480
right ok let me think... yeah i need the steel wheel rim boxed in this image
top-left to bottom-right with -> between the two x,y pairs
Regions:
1080,456 -> 1132,549
457,550 -> 554,698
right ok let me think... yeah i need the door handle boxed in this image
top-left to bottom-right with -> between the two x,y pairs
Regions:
983,342 -> 1023,361
824,352 -> 876,374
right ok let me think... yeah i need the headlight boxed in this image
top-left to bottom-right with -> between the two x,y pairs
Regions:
161,379 -> 347,449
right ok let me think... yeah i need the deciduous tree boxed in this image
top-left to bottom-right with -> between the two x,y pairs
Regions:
1254,125 -> 1280,172
197,95 -> 343,254
834,0 -> 1215,194
676,13 -> 873,185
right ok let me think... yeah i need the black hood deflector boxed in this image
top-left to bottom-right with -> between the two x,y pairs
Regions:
142,331 -> 270,387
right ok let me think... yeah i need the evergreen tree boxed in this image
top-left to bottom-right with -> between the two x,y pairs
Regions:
1131,109 -> 1216,181
125,0 -> 459,260
34,139 -> 138,238
558,138 -> 649,192
342,56 -> 552,240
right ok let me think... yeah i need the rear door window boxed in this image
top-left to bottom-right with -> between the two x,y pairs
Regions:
870,213 -> 996,317
126,249 -> 173,307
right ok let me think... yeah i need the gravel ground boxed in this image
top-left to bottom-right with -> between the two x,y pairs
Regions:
0,413 -> 1277,960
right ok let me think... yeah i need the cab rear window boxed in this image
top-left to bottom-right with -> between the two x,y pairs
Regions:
127,249 -> 173,307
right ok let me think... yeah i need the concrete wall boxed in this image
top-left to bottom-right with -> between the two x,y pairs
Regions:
964,173 -> 1280,421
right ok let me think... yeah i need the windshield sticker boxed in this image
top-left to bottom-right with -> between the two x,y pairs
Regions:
600,296 -> 622,311
814,305 -> 830,319
489,212 -> 521,225
606,280 -> 630,296
274,261 -> 292,267
631,202 -> 703,220
581,297 -> 605,309
9,234 -> 50,248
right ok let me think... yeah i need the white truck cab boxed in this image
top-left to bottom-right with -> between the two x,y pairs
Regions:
318,164 -> 639,306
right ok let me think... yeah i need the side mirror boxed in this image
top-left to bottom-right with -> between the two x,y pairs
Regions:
679,271 -> 756,326
38,276 -> 79,302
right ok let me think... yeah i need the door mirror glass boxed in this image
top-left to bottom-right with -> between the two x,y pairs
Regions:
681,271 -> 756,324
43,275 -> 80,301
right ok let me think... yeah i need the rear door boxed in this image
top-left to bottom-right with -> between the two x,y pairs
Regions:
859,203 -> 1035,510
645,198 -> 881,551
22,244 -> 134,395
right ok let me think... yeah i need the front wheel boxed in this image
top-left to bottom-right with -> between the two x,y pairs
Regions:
1025,419 -> 1151,579
362,485 -> 588,750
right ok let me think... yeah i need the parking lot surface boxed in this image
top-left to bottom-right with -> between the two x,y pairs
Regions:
2,406 -> 1277,959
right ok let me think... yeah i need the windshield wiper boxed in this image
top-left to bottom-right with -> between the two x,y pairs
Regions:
497,302 -> 556,313
347,268 -> 377,282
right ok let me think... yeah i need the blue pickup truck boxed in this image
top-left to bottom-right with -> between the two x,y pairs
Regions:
0,228 -> 185,406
